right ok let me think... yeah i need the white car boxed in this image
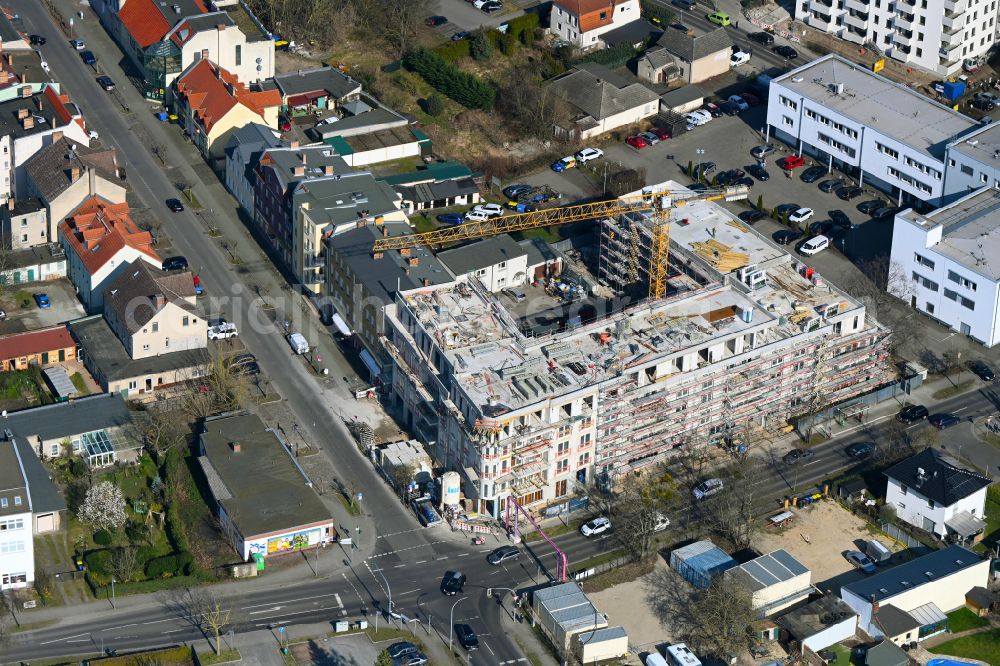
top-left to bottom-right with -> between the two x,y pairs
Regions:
575,147 -> 604,163
730,50 -> 751,67
208,323 -> 238,340
788,207 -> 815,224
473,0 -> 489,7
465,209 -> 491,222
727,95 -> 750,111
88,130 -> 99,141
70,39 -> 85,50
318,116 -> 339,125
693,478 -> 724,500
684,111 -> 711,127
40,61 -> 50,73
580,516 -> 612,537
473,203 -> 504,218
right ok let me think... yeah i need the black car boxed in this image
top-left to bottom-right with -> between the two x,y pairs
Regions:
970,97 -> 996,111
897,404 -> 929,424
819,179 -> 842,193
845,441 -> 877,459
166,198 -> 185,212
747,164 -> 770,181
717,169 -> 745,185
734,176 -> 755,188
503,183 -> 532,199
719,100 -> 741,115
929,413 -> 961,429
96,75 -> 116,91
873,205 -> 899,220
482,1 -> 502,12
740,210 -> 766,224
749,31 -> 775,45
29,34 -> 46,45
701,103 -> 724,117
809,220 -> 833,236
837,185 -> 863,200
161,256 -> 189,271
671,22 -> 690,31
858,199 -> 885,215
775,203 -> 801,216
800,166 -> 827,183
688,182 -> 708,192
829,209 -> 853,229
694,161 -> 716,175
773,230 -> 803,245
440,570 -> 466,595
454,623 -> 479,650
773,45 -> 799,59
970,360 -> 996,381
425,15 -> 448,26
387,642 -> 419,660
783,448 -> 815,465
487,545 -> 520,565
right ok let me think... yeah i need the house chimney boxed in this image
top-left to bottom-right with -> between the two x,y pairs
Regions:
22,115 -> 33,129
374,215 -> 385,226
373,251 -> 383,259
408,257 -> 419,267
16,108 -> 28,119
293,165 -> 305,176
34,95 -> 43,111
290,140 -> 300,149
69,165 -> 81,181
323,165 -> 334,175
217,23 -> 226,31
153,293 -> 166,310
230,441 -> 241,452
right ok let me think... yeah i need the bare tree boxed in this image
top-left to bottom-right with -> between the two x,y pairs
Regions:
611,468 -> 678,560
842,256 -> 912,322
702,461 -> 761,551
110,547 -> 141,583
190,590 -> 232,655
389,462 -> 416,501
133,409 -> 187,461
180,354 -> 253,420
381,0 -> 429,56
497,68 -> 573,138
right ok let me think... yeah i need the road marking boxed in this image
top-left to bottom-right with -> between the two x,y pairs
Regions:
66,639 -> 90,643
40,632 -> 89,645
415,560 -> 426,564
334,593 -> 343,608
394,564 -> 406,568
955,407 -> 968,412
482,640 -> 496,656
249,606 -> 286,615
242,592 -> 341,610
141,618 -> 175,625
458,552 -> 469,557
162,629 -> 185,634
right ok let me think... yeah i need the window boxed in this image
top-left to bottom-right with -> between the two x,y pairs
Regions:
928,498 -> 935,508
900,484 -> 908,495
876,142 -> 899,159
152,322 -> 159,332
12,496 -> 19,506
782,115 -> 794,127
818,132 -> 857,157
235,44 -> 242,67
0,498 -> 6,508
0,540 -> 25,553
779,95 -> 798,110
888,166 -> 932,194
182,316 -> 189,326
142,344 -> 150,351
944,288 -> 958,301
947,270 -> 977,291
912,271 -> 938,291
50,443 -> 59,456
165,337 -> 170,347
982,173 -> 989,183
926,302 -> 935,314
961,164 -> 974,175
961,296 -> 975,310
128,380 -> 138,390
0,518 -> 24,531
1,573 -> 26,585
914,253 -> 935,269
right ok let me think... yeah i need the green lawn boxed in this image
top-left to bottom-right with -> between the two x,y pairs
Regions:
947,607 -> 990,633
982,486 -> 1000,553
69,372 -> 89,395
828,643 -> 851,666
931,628 -> 1000,665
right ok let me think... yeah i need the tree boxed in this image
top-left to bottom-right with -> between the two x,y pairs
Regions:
754,194 -> 763,211
180,354 -> 253,420
471,31 -> 493,60
612,469 -> 678,560
607,168 -> 647,197
78,481 -> 127,531
109,547 -> 141,582
681,575 -> 757,657
375,650 -> 394,666
424,93 -> 445,117
381,0 -> 430,56
190,591 -> 232,655
841,256 -> 912,323
134,409 -> 187,461
390,462 -> 416,500
496,66 -> 572,137
702,461 -> 761,551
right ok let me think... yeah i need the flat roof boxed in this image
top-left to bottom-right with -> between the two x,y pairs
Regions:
199,413 -> 330,538
946,119 -> 1000,164
897,186 -> 1000,280
779,594 -> 857,639
727,549 -> 809,592
842,545 -> 985,604
775,54 -> 977,160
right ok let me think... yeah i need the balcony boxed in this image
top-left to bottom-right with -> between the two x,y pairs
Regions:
943,0 -> 968,15
894,11 -> 914,28
844,11 -> 869,28
812,10 -> 833,22
942,10 -> 966,29
844,0 -> 869,11
894,30 -> 913,46
940,29 -> 965,47
813,0 -> 835,7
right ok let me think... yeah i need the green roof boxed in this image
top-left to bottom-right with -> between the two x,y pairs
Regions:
379,161 -> 473,186
411,128 -> 432,144
324,135 -> 353,155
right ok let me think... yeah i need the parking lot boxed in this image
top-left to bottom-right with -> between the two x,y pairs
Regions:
428,0 -> 527,35
0,278 -> 87,334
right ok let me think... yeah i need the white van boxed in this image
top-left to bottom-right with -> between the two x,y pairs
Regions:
287,332 -> 309,354
799,234 -> 830,256
645,652 -> 670,666
666,644 -> 702,666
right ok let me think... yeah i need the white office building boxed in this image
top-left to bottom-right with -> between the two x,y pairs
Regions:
767,54 -> 981,206
795,0 -> 998,76
944,120 -> 1000,195
890,186 -> 1000,346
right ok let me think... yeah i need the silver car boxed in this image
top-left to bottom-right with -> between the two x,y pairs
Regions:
751,143 -> 777,159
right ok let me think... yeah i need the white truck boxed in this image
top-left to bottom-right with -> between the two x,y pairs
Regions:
287,332 -> 309,354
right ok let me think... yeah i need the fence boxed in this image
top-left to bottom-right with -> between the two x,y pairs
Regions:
570,553 -> 631,581
796,372 -> 923,433
880,520 -> 933,550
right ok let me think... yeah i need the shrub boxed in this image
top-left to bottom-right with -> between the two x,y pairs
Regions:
434,39 -> 471,63
423,93 -> 445,117
176,551 -> 193,576
506,13 -> 540,44
93,529 -> 113,546
126,521 -> 147,544
498,32 -> 517,55
85,549 -> 113,577
145,553 -> 178,578
578,43 -> 638,69
403,48 -> 495,110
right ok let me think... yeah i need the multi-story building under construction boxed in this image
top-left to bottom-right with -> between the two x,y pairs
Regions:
382,182 -> 892,517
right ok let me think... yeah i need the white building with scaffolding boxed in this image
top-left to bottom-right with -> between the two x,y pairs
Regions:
382,181 -> 892,517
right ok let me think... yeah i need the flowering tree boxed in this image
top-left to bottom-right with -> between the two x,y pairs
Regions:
78,481 -> 127,531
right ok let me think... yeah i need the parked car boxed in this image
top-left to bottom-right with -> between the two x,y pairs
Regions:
782,448 -> 815,465
425,15 -> 447,26
162,256 -> 188,271
487,545 -> 520,565
575,147 -> 604,163
440,571 -> 466,595
844,550 -> 877,574
773,45 -> 799,59
970,97 -> 995,111
772,229 -> 803,245
740,91 -> 761,106
29,34 -> 46,45
208,323 -> 238,340
70,38 -> 85,50
671,22 -> 690,32
580,516 -> 612,537
819,179 -> 842,193
503,287 -> 526,303
734,176 -> 755,188
836,185 -> 863,200
701,103 -> 723,117
166,198 -> 185,212
707,11 -> 731,25
387,643 -> 418,660
33,293 -> 50,308
719,100 -> 741,115
800,166 -> 826,183
747,164 -> 770,181
96,75 -> 116,91
694,161 -> 716,175
717,169 -> 745,185
472,203 -> 504,217
929,413 -> 961,429
857,199 -> 885,214
897,404 -> 929,424
481,1 -> 502,13
809,220 -> 834,236
437,212 -> 464,225
639,131 -> 661,146
503,183 -> 532,199
80,50 -> 96,65
551,156 -> 576,172
464,209 -> 490,223
751,143 -> 777,159
873,206 -> 899,220
649,126 -> 672,141
798,235 -> 829,256
727,94 -> 749,112
451,31 -> 470,41
454,624 -> 479,650
740,210 -> 766,224
775,203 -> 802,216
976,91 -> 1000,105
693,478 -> 724,500
278,116 -> 292,131
788,207 -> 814,224
730,49 -> 751,67
399,653 -> 428,666
829,209 -> 853,229
777,155 -> 806,170
749,31 -> 775,45
845,441 -> 877,459
970,359 -> 996,381
626,135 -> 650,149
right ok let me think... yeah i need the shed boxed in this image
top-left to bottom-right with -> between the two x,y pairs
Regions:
670,540 -> 738,589
725,549 -> 812,616
864,640 -> 908,666
838,478 -> 868,503
574,625 -> 629,663
659,85 -> 706,113
533,582 -> 609,652
965,585 -> 996,616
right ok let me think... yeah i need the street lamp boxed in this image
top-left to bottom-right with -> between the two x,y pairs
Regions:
448,596 -> 469,650
111,578 -> 116,609
372,566 -> 393,616
696,149 -> 706,182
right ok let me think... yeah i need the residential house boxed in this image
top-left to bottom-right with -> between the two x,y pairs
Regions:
0,325 -> 77,371
323,220 -> 453,372
58,197 -> 160,313
0,9 -> 30,52
380,161 -> 481,215
25,136 -> 126,239
172,59 -> 280,160
600,20 -> 662,49
1,198 -> 47,249
438,235 -> 528,293
549,0 -> 642,49
318,102 -> 430,167
0,51 -> 63,104
840,545 -> 990,643
0,88 -> 91,204
197,412 -> 334,560
520,237 -> 563,281
636,47 -> 683,84
251,144 -> 351,269
0,392 -> 138,464
293,172 -> 406,294
653,27 -> 733,84
548,62 -> 660,140
223,122 -> 283,217
0,242 -> 66,285
96,0 -> 273,99
270,66 -> 362,115
884,448 -> 991,544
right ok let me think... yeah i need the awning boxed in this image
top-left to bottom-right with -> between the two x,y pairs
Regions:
907,601 -> 947,628
946,510 -> 986,538
359,349 -> 380,378
331,313 -> 351,336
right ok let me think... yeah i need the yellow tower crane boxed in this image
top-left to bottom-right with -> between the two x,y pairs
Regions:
372,185 -> 749,300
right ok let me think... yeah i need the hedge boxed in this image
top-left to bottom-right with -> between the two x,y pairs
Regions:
506,13 -> 540,44
435,39 -> 471,63
145,551 -> 193,578
640,0 -> 675,24
403,48 -> 495,110
85,549 -> 113,577
578,43 -> 639,69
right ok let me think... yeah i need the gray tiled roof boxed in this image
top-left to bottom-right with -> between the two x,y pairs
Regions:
274,66 -> 362,101
260,145 -> 352,190
13,438 -> 66,514
600,20 -> 663,47
438,235 -> 526,276
0,393 -> 132,444
873,605 -> 920,637
24,137 -> 119,203
548,65 -> 659,121
0,441 -> 28,517
660,85 -> 706,107
884,448 -> 991,507
643,46 -> 678,70
394,177 -> 478,204
104,259 -> 197,336
657,26 -> 732,62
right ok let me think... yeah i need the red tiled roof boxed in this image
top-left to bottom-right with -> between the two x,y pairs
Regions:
58,197 -> 160,276
0,326 -> 75,362
118,0 -> 209,49
554,0 -> 625,31
44,86 -> 74,126
174,60 -> 280,133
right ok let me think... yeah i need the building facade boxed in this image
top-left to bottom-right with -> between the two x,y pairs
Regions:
549,0 -> 642,48
0,325 -> 77,372
1,198 -> 47,249
0,442 -> 35,591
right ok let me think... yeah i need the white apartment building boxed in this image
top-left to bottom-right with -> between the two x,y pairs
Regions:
796,0 -> 998,76
767,54 -> 981,206
0,441 -> 37,591
889,187 -> 1000,345
943,120 -> 1000,195
382,183 -> 891,517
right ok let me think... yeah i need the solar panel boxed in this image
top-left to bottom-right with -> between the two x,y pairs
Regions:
770,549 -> 810,577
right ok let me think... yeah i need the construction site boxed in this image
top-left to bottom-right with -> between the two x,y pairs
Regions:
381,181 -> 893,517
